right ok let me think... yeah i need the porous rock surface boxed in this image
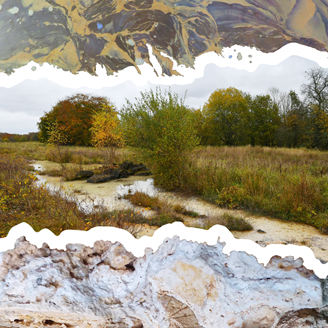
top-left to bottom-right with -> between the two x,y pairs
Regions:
0,236 -> 327,327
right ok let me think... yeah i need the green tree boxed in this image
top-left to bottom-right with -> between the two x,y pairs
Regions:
247,94 -> 280,146
120,87 -> 200,190
307,104 -> 328,150
276,90 -> 308,148
38,93 -> 113,146
202,87 -> 250,146
187,107 -> 208,145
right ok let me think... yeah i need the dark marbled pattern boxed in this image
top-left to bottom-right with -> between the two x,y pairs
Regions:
0,0 -> 327,76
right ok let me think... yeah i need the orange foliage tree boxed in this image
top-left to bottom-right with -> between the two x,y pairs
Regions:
89,104 -> 124,165
38,93 -> 113,146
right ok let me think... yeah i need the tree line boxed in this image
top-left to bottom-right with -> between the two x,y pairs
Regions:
37,67 -> 328,152
195,67 -> 328,150
0,132 -> 39,143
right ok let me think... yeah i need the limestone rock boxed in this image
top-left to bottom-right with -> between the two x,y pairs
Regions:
0,236 -> 326,327
242,307 -> 277,328
103,243 -> 136,270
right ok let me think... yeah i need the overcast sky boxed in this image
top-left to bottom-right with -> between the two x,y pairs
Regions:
0,55 -> 325,134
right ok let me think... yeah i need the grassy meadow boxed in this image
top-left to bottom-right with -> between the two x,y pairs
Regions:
1,141 -> 328,236
181,145 -> 328,233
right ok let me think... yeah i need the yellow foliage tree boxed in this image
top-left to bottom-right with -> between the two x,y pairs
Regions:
202,87 -> 250,146
46,120 -> 69,169
90,104 -> 124,165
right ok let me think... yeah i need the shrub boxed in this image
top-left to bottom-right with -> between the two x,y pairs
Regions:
120,87 -> 200,190
173,204 -> 199,217
217,185 -> 249,209
203,212 -> 253,231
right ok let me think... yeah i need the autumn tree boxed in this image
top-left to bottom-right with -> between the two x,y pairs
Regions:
45,120 -> 69,169
38,93 -> 113,146
90,104 -> 124,165
120,87 -> 199,190
202,87 -> 250,146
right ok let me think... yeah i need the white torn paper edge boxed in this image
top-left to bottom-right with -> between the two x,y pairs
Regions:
1,222 -> 327,279
0,43 -> 327,88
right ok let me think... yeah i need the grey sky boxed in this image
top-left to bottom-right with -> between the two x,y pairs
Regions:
0,55 -> 324,134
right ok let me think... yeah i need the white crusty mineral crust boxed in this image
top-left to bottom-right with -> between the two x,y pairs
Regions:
0,236 -> 325,327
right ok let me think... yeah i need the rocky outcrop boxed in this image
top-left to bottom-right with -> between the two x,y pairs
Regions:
0,236 -> 327,327
86,161 -> 151,183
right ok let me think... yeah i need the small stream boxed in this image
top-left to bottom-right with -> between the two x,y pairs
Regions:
31,161 -> 328,262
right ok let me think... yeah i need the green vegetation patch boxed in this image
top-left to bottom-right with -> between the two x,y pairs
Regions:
202,213 -> 253,231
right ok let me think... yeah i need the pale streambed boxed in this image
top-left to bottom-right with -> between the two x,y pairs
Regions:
32,160 -> 328,262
